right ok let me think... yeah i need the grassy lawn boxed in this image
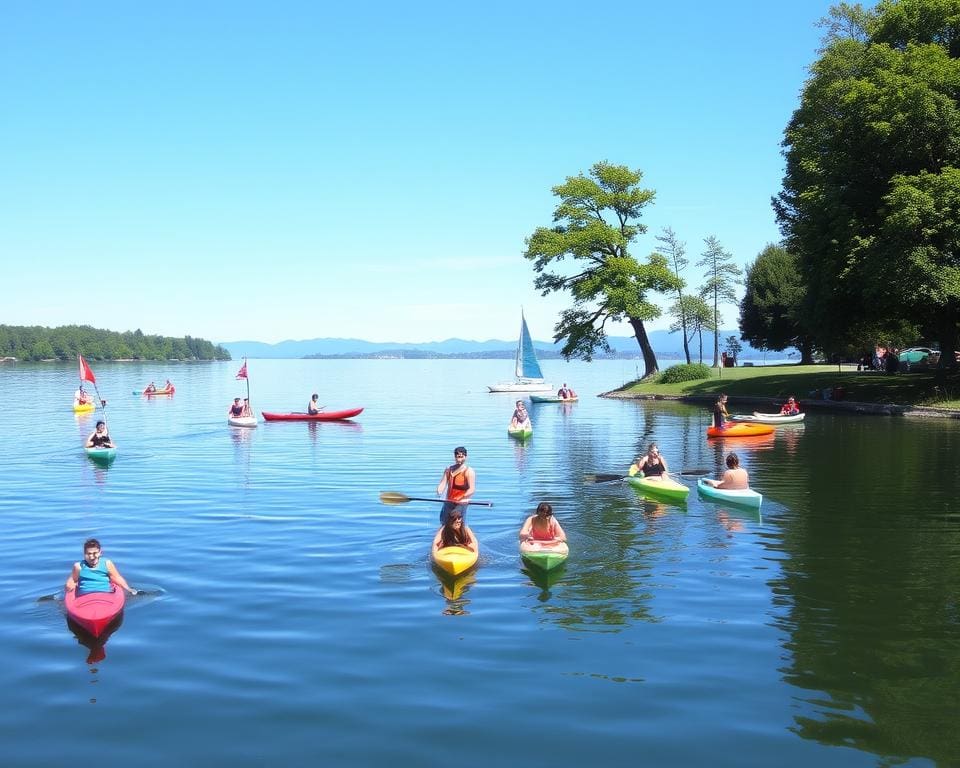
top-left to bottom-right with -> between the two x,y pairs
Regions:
612,363 -> 960,410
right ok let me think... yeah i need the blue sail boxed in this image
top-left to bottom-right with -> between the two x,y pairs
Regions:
515,313 -> 544,381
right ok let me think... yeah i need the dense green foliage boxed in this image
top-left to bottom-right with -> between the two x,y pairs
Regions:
0,325 -> 230,361
524,161 -> 682,377
739,244 -> 815,362
657,362 -> 711,384
775,0 -> 960,368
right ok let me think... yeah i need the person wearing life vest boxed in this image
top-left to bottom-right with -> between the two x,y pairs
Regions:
780,396 -> 800,416
629,443 -> 670,481
66,538 -> 137,596
229,398 -> 244,417
437,446 -> 476,524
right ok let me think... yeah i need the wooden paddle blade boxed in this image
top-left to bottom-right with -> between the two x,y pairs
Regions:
379,491 -> 413,505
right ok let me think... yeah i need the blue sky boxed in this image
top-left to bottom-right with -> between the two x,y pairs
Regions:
1,1 -> 837,344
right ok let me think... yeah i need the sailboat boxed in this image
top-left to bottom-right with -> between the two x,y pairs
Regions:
228,358 -> 258,427
487,311 -> 552,393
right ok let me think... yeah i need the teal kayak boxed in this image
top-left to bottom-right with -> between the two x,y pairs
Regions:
529,394 -> 578,403
627,474 -> 690,502
520,540 -> 569,571
697,478 -> 762,509
85,446 -> 117,463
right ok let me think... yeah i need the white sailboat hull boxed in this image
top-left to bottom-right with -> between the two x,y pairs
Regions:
487,381 -> 553,393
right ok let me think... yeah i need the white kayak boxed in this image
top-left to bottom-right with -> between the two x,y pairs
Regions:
697,478 -> 762,509
228,416 -> 258,428
731,412 -> 805,425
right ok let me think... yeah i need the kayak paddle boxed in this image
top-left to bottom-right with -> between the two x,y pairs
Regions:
379,492 -> 493,507
584,469 -> 710,484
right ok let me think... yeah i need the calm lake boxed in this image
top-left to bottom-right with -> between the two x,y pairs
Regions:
1,358 -> 958,767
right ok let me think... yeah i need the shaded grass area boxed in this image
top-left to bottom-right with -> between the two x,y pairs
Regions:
612,364 -> 960,410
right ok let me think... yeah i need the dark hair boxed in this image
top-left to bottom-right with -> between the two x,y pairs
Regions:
83,538 -> 101,551
440,516 -> 470,547
454,446 -> 467,456
726,452 -> 740,468
536,502 -> 553,516
234,397 -> 241,402
311,393 -> 319,400
95,420 -> 106,428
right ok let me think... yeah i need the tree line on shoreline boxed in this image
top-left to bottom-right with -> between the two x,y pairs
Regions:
521,0 -> 959,379
0,324 -> 230,362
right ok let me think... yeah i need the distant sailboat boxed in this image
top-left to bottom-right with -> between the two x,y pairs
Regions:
488,312 -> 552,393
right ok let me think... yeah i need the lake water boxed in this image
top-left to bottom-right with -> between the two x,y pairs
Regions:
1,358 -> 958,767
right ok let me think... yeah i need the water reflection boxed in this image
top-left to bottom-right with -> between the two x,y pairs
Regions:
67,612 -> 124,666
433,567 -> 476,615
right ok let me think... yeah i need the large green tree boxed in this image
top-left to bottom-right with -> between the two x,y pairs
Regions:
524,161 -> 681,377
697,236 -> 741,367
775,0 -> 960,370
739,244 -> 816,363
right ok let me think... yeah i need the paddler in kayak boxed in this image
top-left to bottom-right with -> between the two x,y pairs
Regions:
519,502 -> 567,544
85,421 -> 115,449
307,393 -> 323,415
713,393 -> 730,429
629,443 -> 670,481
433,510 -> 477,553
509,400 -> 532,431
74,385 -> 93,406
703,452 -> 750,490
66,538 -> 137,596
437,446 -> 476,523
779,396 -> 800,416
241,398 -> 253,417
228,398 -> 244,418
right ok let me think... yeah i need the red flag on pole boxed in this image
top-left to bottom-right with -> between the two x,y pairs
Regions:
78,354 -> 97,384
235,361 -> 248,380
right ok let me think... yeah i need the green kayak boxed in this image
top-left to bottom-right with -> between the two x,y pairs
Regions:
85,446 -> 117,463
507,426 -> 533,440
520,540 -> 569,571
627,474 -> 690,502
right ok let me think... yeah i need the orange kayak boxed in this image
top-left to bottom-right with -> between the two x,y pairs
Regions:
707,422 -> 774,438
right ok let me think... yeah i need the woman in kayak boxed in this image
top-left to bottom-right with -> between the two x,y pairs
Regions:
437,446 -> 475,523
703,452 -> 750,490
228,398 -> 244,417
66,538 -> 137,596
630,443 -> 670,480
779,396 -> 800,416
509,400 -> 532,431
433,510 -> 477,553
307,394 -> 322,415
519,502 -> 567,544
557,383 -> 576,399
241,398 -> 253,417
85,421 -> 115,449
713,393 -> 730,429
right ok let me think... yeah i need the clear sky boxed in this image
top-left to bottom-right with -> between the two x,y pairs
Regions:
1,1 -> 837,345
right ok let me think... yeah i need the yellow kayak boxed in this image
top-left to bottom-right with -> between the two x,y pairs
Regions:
432,544 -> 479,576
72,402 -> 96,413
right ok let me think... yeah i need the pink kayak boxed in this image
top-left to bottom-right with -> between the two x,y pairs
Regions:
261,408 -> 364,422
65,587 -> 125,637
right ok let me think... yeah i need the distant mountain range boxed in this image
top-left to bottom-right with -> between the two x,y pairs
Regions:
220,331 -> 795,361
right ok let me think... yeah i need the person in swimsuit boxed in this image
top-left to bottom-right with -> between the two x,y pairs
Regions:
228,398 -> 244,417
780,396 -> 799,416
509,401 -> 532,431
144,382 -> 157,394
307,394 -> 322,415
630,443 -> 670,480
66,538 -> 137,596
713,393 -> 730,429
241,398 -> 252,417
74,386 -> 92,406
437,446 -> 476,523
433,510 -> 477,553
85,421 -> 115,449
703,452 -> 750,490
519,502 -> 567,544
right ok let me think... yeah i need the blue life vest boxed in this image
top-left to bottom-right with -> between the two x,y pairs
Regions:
78,558 -> 111,595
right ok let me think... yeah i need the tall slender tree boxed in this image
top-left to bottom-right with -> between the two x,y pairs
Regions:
656,227 -> 691,363
524,161 -> 681,377
668,295 -> 714,364
697,236 -> 741,367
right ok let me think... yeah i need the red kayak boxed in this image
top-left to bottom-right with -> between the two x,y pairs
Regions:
65,587 -> 125,637
261,407 -> 364,422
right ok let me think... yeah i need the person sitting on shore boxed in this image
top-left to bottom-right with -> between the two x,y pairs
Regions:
780,396 -> 800,416
433,510 -> 477,553
85,420 -> 115,449
519,502 -> 567,544
713,393 -> 730,429
307,394 -> 323,415
703,453 -> 749,490
629,443 -> 670,480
